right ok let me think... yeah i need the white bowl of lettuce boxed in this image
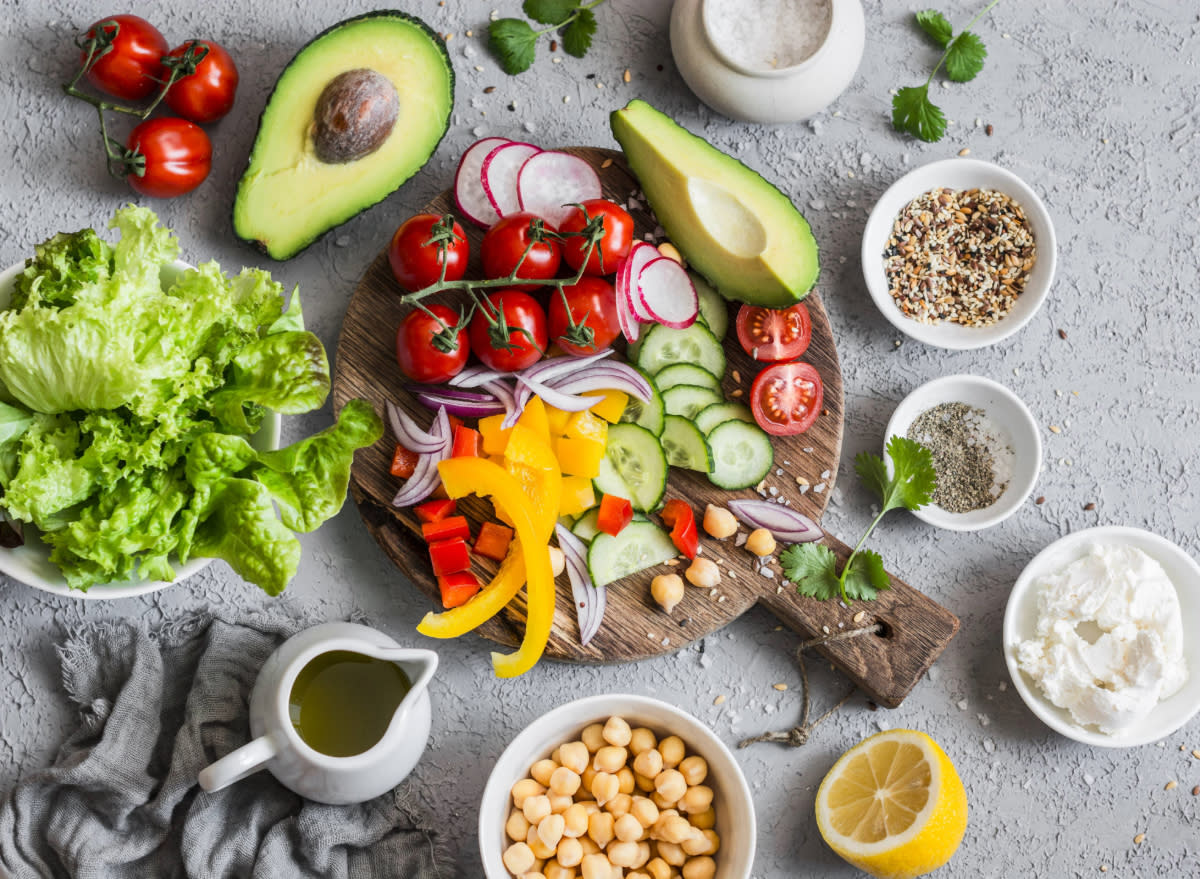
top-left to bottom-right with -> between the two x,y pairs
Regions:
0,207 -> 381,600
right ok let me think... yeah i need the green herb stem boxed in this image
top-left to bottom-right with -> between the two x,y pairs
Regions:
924,0 -> 1002,86
532,0 -> 607,35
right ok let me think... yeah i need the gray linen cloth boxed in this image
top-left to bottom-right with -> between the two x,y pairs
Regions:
0,613 -> 452,879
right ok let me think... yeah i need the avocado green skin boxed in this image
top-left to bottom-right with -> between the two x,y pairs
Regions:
232,10 -> 455,261
611,99 -> 820,308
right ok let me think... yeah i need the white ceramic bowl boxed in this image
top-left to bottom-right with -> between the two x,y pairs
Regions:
1003,526 -> 1200,747
0,260 -> 281,600
480,694 -> 756,878
885,374 -> 1041,532
861,158 -> 1057,349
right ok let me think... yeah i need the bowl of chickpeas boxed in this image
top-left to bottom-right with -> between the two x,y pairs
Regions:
480,693 -> 756,879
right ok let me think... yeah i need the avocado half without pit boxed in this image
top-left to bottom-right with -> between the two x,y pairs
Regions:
233,11 -> 454,261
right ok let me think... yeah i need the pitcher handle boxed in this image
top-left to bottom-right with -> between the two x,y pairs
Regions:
198,735 -> 278,793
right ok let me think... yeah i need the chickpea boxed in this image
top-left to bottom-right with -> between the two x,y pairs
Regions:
524,794 -> 553,824
681,830 -> 712,857
550,766 -> 582,798
588,811 -> 615,848
526,873 -> 549,879
559,742 -> 590,774
656,814 -> 696,845
701,830 -> 720,855
562,802 -> 589,838
689,807 -> 716,831
503,842 -> 536,875
645,857 -> 672,879
702,504 -> 737,539
630,796 -> 659,828
616,766 -> 636,795
549,545 -> 566,577
656,841 -> 687,867
650,790 -> 677,810
628,727 -> 657,756
650,574 -> 685,613
681,856 -> 716,879
607,840 -> 640,868
654,770 -> 687,804
677,755 -> 708,786
614,812 -> 644,842
628,873 -> 650,879
658,737 -> 685,769
539,813 -> 567,849
678,786 -> 713,815
590,771 -> 619,806
526,827 -> 557,860
578,836 -> 601,856
580,766 -> 598,798
544,866 -> 573,879
531,759 -> 559,787
745,527 -> 776,557
632,748 -> 664,779
557,837 -> 585,869
581,724 -> 607,754
581,801 -> 601,816
601,715 -> 632,747
513,778 -> 547,809
634,771 -> 657,793
683,557 -> 720,588
633,841 -> 652,869
580,853 -> 613,879
550,793 -> 574,814
607,793 -> 633,818
508,808 -> 532,842
593,745 -> 628,774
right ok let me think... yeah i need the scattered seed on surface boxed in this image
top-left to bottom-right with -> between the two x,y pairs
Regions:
1036,496 -> 1045,505
623,68 -> 632,83
853,610 -> 866,624
958,147 -> 971,156
1058,328 -> 1068,339
1191,749 -> 1200,759
795,476 -> 809,486
1134,833 -> 1145,845
1165,780 -> 1178,790
986,123 -> 994,136
732,370 -> 741,383
731,388 -> 744,397
822,625 -> 830,634
484,86 -> 496,94
713,694 -> 726,705
563,95 -> 570,103
1084,502 -> 1096,511
773,683 -> 788,691
443,32 -> 453,40
665,558 -> 679,566
549,39 -> 558,52
601,158 -> 613,169
1049,425 -> 1061,434
1193,785 -> 1200,795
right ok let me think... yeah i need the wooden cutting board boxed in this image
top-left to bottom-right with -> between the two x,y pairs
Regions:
331,147 -> 958,708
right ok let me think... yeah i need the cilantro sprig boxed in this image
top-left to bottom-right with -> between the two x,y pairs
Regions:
780,437 -> 936,603
892,1 -> 1001,143
490,0 -> 608,75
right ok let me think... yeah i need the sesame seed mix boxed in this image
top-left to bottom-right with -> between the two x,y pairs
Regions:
883,187 -> 1036,327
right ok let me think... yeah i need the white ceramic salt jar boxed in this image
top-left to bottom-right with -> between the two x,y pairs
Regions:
670,0 -> 866,124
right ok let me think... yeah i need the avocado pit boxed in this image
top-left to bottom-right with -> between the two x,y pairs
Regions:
312,68 -> 399,164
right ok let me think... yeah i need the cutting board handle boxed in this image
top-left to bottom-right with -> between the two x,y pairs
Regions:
756,532 -> 959,708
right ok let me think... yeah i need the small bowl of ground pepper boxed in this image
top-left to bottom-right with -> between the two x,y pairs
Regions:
885,374 -> 1042,531
861,158 -> 1057,349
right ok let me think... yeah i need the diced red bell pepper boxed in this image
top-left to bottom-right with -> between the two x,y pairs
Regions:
428,537 -> 471,577
437,570 -> 481,609
390,444 -> 420,479
415,498 -> 457,524
474,521 -> 514,561
660,498 -> 691,529
670,512 -> 699,559
421,515 -> 471,543
451,425 -> 482,458
597,493 -> 634,537
447,414 -> 465,434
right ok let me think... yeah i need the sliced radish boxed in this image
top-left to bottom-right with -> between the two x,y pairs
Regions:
454,137 -> 510,227
482,141 -> 541,218
637,257 -> 699,330
516,151 -> 602,228
616,274 -> 641,343
621,242 -> 661,322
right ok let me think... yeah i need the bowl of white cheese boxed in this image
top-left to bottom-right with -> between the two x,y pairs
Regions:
1003,526 -> 1200,747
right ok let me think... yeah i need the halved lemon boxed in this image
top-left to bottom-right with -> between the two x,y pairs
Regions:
815,729 -> 968,879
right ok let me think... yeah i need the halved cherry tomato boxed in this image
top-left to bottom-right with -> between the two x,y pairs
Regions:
437,570 -> 481,609
474,521 -> 514,561
415,498 -> 457,524
390,444 -> 419,479
547,277 -> 620,356
163,40 -> 239,124
429,537 -> 471,577
597,493 -> 633,537
451,425 -> 482,458
395,303 -> 470,384
480,213 -> 561,291
389,214 -> 469,293
736,303 -> 812,363
81,15 -> 168,101
468,290 -> 548,372
558,199 -> 635,276
750,362 -> 824,436
124,117 -> 212,198
421,516 -> 471,543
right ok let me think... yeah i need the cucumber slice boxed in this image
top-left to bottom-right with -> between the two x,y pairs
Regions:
695,402 -> 754,435
707,419 -> 774,490
593,455 -> 631,501
635,323 -> 726,379
618,367 -> 664,437
661,384 -> 724,420
571,508 -> 601,542
653,363 -> 722,393
691,272 -> 729,341
604,422 -> 668,512
661,414 -> 713,472
587,521 -> 678,588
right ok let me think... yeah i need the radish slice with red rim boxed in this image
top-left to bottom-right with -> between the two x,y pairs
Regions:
454,137 -> 510,227
482,141 -> 541,218
637,256 -> 699,330
516,150 -> 602,228
620,242 -> 660,322
615,275 -> 641,344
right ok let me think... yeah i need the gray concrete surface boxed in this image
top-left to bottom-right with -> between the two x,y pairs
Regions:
1,1 -> 1198,875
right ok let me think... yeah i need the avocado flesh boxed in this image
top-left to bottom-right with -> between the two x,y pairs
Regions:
233,12 -> 453,260
611,100 -> 819,307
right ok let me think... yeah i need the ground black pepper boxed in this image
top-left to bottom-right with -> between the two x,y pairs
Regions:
907,402 -> 1011,513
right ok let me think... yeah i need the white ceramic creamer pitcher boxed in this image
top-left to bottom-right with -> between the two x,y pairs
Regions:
198,621 -> 437,805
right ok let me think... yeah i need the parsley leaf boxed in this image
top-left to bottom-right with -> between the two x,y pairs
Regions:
489,18 -> 539,75
915,9 -> 953,47
891,85 -> 947,143
781,543 -> 840,602
842,549 -> 890,601
523,0 -> 579,25
945,31 -> 987,82
562,7 -> 597,57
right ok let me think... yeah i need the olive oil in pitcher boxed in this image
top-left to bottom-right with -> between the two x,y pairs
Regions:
288,650 -> 412,757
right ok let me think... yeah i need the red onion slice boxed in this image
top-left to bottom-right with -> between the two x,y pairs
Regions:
556,524 -> 606,647
385,399 -> 444,454
547,362 -> 653,403
515,376 -> 597,412
727,499 -> 823,543
519,349 -> 613,386
516,151 -> 603,228
637,257 -> 698,330
454,137 -> 510,227
414,391 -> 506,418
482,141 -> 541,218
391,406 -> 453,508
449,365 -> 511,388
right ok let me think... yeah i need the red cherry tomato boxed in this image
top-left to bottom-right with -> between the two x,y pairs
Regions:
468,290 -> 548,372
480,213 -> 561,291
81,15 -> 168,101
750,362 -> 824,436
547,277 -> 621,356
388,214 -> 469,293
163,40 -> 239,124
558,199 -> 635,276
124,118 -> 212,198
736,303 -> 813,363
395,303 -> 470,384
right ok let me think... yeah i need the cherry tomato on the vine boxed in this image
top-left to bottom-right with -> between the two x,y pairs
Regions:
395,304 -> 470,384
388,214 -> 469,293
559,199 -> 635,276
750,361 -> 824,437
468,290 -> 548,372
81,15 -> 168,102
547,277 -> 620,356
736,303 -> 812,362
163,40 -> 240,124
124,117 -> 212,198
480,213 -> 561,291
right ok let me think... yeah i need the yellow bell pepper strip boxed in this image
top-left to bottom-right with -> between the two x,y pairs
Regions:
544,403 -> 571,436
503,423 -> 562,540
417,534 -> 525,636
559,475 -> 596,517
418,457 -> 555,678
564,409 -> 608,443
516,396 -> 551,443
553,436 -> 606,479
477,414 -> 512,456
581,389 -> 628,423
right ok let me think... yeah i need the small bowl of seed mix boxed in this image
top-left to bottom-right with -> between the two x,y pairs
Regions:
885,374 -> 1042,531
861,158 -> 1057,349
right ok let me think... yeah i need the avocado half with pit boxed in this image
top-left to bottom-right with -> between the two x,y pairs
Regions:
233,11 -> 454,260
611,99 -> 818,307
